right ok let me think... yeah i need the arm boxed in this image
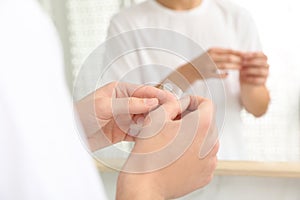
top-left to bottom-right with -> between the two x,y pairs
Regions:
240,52 -> 270,117
160,48 -> 242,92
161,48 -> 270,117
240,84 -> 270,117
116,174 -> 164,200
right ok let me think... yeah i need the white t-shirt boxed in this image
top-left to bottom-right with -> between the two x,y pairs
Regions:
0,0 -> 106,199
105,0 -> 262,160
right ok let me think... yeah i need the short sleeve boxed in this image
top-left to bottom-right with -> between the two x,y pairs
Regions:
236,11 -> 262,51
106,16 -> 124,38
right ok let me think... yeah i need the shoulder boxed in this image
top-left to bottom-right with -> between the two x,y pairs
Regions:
211,0 -> 254,22
110,1 -> 155,26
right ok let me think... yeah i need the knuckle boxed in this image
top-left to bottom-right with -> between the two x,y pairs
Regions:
96,98 -> 110,115
107,81 -> 117,88
96,97 -> 106,109
259,69 -> 265,75
218,63 -> 225,69
208,48 -> 213,53
254,79 -> 261,85
128,97 -> 135,106
227,56 -> 233,62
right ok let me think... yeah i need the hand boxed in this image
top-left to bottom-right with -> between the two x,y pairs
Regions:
239,52 -> 270,116
162,48 -> 243,91
240,52 -> 269,85
191,48 -> 243,79
117,96 -> 219,200
75,82 -> 178,151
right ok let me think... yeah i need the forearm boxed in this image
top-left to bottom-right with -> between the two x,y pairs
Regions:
116,173 -> 164,200
240,83 -> 270,117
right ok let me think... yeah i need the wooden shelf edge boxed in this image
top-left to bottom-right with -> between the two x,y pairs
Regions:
96,160 -> 300,178
214,161 -> 300,178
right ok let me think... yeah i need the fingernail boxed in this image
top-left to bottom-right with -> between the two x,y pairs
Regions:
137,117 -> 145,125
128,123 -> 142,136
144,98 -> 158,106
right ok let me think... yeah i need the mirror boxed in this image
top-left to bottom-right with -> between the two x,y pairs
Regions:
61,0 -> 300,163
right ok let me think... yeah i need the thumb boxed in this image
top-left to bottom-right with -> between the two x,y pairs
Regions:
111,97 -> 159,116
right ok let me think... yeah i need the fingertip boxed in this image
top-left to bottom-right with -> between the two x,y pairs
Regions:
221,73 -> 229,78
212,73 -> 228,79
144,98 -> 159,107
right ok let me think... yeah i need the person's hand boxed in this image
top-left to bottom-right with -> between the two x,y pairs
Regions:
117,96 -> 219,200
240,52 -> 269,85
190,48 -> 243,79
75,82 -> 178,151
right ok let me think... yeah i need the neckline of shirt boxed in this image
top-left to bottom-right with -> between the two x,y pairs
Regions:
149,0 -> 210,16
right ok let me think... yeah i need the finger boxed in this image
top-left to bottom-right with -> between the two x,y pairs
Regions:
132,114 -> 145,123
160,98 -> 182,120
241,67 -> 269,77
111,97 -> 159,116
143,94 -> 189,131
115,82 -> 179,108
123,134 -> 135,142
209,48 -> 243,56
131,84 -> 174,104
186,95 -> 209,111
175,96 -> 214,120
128,115 -> 146,137
111,82 -> 171,102
95,97 -> 159,122
242,52 -> 267,59
240,76 -> 267,85
209,72 -> 228,79
215,62 -> 242,70
210,53 -> 243,64
243,59 -> 269,68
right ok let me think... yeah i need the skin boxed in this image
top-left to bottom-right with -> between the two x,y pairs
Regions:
75,82 -> 178,151
117,95 -> 219,199
76,82 -> 219,199
166,48 -> 270,117
156,0 -> 203,10
157,0 -> 270,117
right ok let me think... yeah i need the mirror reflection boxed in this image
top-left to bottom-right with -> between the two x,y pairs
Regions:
57,0 -> 300,162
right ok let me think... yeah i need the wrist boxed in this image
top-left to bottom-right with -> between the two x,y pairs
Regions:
116,172 -> 164,200
240,82 -> 267,93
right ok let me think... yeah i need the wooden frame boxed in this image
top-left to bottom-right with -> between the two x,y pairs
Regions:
96,160 -> 300,178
